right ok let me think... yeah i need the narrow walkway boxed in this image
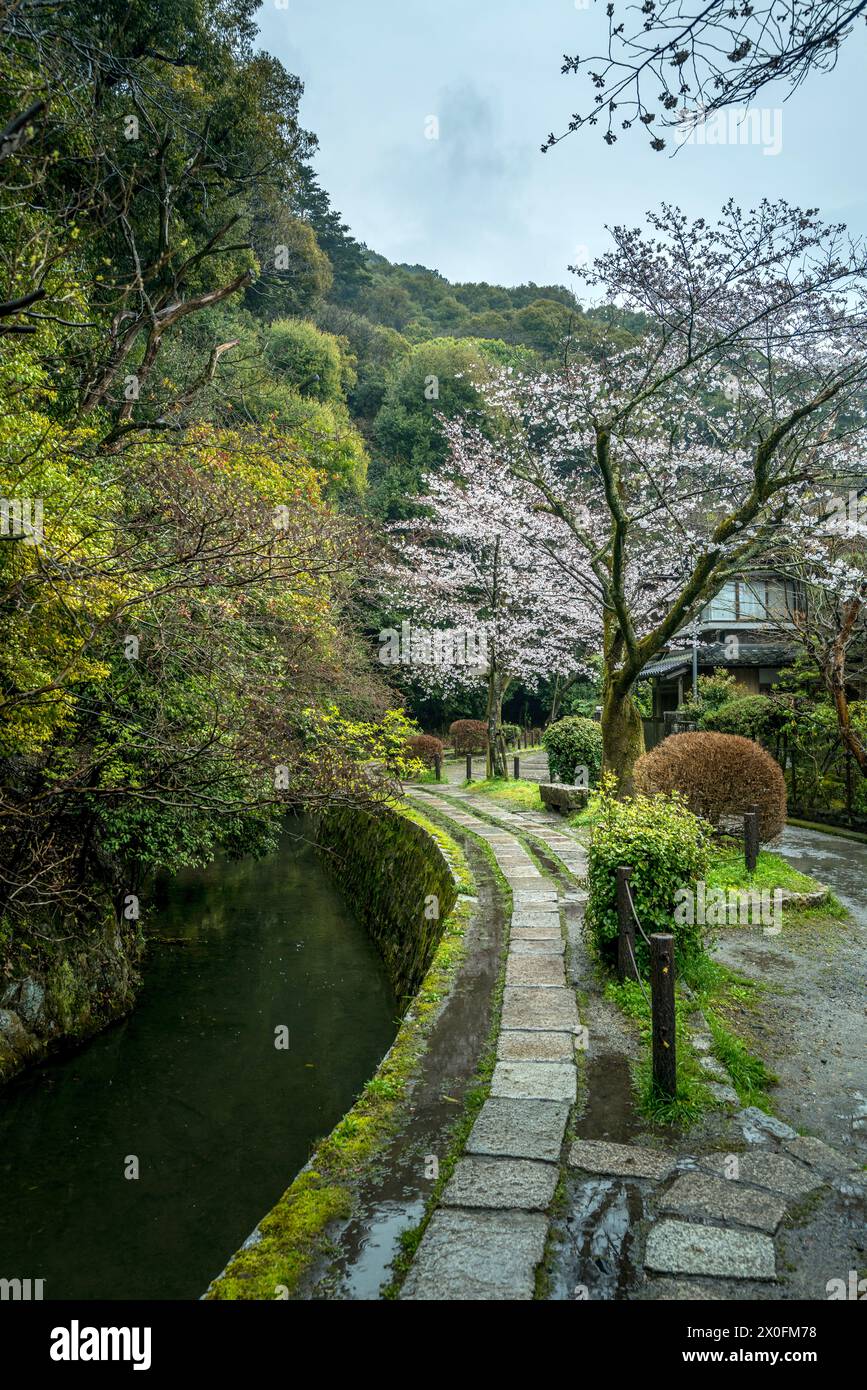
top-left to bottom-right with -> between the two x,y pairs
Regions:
401,788 -> 582,1300
402,786 -> 866,1300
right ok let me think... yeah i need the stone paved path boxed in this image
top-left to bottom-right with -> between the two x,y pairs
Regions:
400,788 -> 583,1300
401,785 -> 866,1299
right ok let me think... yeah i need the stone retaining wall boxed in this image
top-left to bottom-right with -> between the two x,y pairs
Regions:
318,804 -> 459,1001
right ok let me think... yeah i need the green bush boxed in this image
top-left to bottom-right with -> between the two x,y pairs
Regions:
501,722 -> 521,749
586,777 -> 712,974
542,715 -> 603,785
699,694 -> 794,746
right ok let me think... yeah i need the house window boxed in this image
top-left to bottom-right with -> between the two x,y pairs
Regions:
704,582 -> 737,621
738,580 -> 765,618
701,577 -> 797,624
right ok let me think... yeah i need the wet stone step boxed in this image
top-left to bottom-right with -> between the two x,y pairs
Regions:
505,955 -> 567,987
700,1150 -> 823,1199
569,1140 -> 676,1181
509,939 -> 566,956
400,1208 -> 548,1301
465,1096 -> 570,1162
491,1060 -> 577,1103
501,986 -> 579,1032
645,1219 -> 777,1281
442,1155 -> 559,1211
659,1172 -> 787,1233
497,1029 -> 576,1062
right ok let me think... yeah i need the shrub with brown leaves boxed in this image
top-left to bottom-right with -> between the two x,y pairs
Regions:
448,719 -> 488,754
634,732 -> 786,842
405,734 -> 444,768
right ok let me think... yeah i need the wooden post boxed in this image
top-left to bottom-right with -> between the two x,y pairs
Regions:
434,753 -> 441,783
744,808 -> 758,873
513,754 -> 520,780
650,933 -> 677,1097
465,754 -> 472,782
616,866 -> 638,983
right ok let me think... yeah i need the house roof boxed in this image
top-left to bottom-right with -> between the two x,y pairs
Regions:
639,641 -> 797,681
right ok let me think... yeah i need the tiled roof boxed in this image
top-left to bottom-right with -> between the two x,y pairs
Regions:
639,640 -> 797,680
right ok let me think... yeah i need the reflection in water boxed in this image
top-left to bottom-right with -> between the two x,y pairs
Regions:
0,826 -> 396,1300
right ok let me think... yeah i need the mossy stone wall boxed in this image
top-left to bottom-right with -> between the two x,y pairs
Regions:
318,805 -> 458,1002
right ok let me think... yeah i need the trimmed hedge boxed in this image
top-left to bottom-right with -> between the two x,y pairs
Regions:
586,782 -> 712,973
405,733 -> 443,768
634,731 -> 787,842
449,719 -> 488,753
501,722 -> 522,749
542,715 -> 603,785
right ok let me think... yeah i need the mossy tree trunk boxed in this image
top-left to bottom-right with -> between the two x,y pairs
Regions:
601,672 -> 645,796
485,667 -> 510,779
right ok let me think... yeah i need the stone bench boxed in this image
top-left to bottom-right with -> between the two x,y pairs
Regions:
539,783 -> 589,815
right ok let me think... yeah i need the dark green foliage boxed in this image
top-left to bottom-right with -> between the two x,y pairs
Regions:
700,694 -> 795,745
542,716 -> 603,784
586,783 -> 712,973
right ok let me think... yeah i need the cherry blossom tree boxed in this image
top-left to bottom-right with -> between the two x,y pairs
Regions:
448,200 -> 867,791
546,2 -> 867,154
382,451 -> 600,778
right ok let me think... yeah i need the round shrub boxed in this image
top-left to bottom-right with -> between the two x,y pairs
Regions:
405,734 -> 443,768
501,722 -> 522,749
586,780 -> 712,973
634,732 -> 787,842
449,719 -> 488,754
542,716 -> 603,785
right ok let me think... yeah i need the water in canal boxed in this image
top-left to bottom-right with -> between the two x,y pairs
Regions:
0,826 -> 397,1300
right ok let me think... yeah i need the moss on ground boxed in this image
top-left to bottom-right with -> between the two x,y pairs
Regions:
463,777 -> 543,811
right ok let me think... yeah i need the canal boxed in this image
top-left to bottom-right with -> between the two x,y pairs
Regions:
0,825 -> 396,1300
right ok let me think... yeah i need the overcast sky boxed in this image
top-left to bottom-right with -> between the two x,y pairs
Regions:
256,0 -> 866,291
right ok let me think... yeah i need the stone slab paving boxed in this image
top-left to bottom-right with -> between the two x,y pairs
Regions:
569,1139 -> 677,1182
701,1150 -> 823,1199
645,1219 -> 777,1281
501,986 -> 579,1032
510,938 -> 566,956
402,786 -> 579,1300
497,1029 -> 575,1062
400,1209 -> 548,1301
660,1172 -> 787,1233
782,1135 -> 857,1176
466,1097 -> 570,1162
505,954 -> 566,987
405,784 -> 862,1300
491,1060 -> 577,1102
442,1156 -> 559,1211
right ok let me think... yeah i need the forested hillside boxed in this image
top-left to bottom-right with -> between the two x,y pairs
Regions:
0,0 -> 644,1068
